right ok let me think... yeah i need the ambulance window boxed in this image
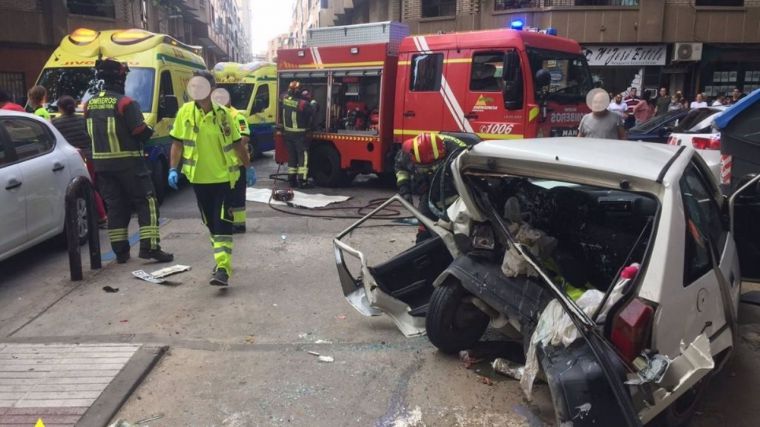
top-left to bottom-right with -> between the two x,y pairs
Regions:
470,52 -> 504,92
252,84 -> 269,114
410,54 -> 443,92
159,71 -> 174,97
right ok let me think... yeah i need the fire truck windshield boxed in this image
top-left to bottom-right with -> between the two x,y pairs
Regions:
217,83 -> 254,111
527,48 -> 593,103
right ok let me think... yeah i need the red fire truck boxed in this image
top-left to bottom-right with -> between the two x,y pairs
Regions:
275,22 -> 593,186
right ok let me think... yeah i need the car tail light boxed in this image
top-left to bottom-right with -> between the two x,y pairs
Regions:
720,154 -> 733,186
610,298 -> 654,362
691,136 -> 721,150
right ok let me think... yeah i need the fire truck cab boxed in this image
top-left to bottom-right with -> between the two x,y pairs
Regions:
275,22 -> 592,187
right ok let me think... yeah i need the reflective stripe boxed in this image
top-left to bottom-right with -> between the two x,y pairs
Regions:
223,143 -> 235,152
213,246 -> 232,254
93,150 -> 143,159
183,140 -> 196,147
147,196 -> 159,249
287,167 -> 297,174
213,235 -> 233,243
284,126 -> 306,133
107,117 -> 120,153
412,139 -> 421,163
86,118 -> 94,144
182,158 -> 196,166
431,137 -> 440,160
230,207 -> 245,213
228,166 -> 239,173
396,171 -> 410,182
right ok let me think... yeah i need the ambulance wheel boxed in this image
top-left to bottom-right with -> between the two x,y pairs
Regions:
151,159 -> 167,204
311,144 -> 350,187
426,280 -> 490,354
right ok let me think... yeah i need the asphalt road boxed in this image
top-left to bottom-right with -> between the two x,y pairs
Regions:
1,153 -> 760,426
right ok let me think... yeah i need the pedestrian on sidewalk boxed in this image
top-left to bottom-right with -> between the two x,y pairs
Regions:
730,87 -> 745,104
26,85 -> 50,121
53,95 -> 107,226
168,71 -> 253,287
633,94 -> 655,126
623,87 -> 639,129
578,89 -> 625,140
655,87 -> 670,116
669,94 -> 684,112
712,95 -> 726,106
608,93 -> 626,118
84,58 -> 173,263
690,93 -> 708,109
0,89 -> 24,111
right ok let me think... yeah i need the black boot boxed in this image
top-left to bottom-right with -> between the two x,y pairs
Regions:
115,251 -> 130,264
139,248 -> 174,263
210,267 -> 229,286
288,174 -> 298,187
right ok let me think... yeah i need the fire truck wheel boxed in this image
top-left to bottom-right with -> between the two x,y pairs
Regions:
310,144 -> 351,187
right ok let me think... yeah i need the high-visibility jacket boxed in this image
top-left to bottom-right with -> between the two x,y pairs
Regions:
395,134 -> 469,193
281,95 -> 313,133
231,107 -> 250,137
84,90 -> 149,172
170,101 -> 242,188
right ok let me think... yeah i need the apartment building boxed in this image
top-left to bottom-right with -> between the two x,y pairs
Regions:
318,0 -> 760,97
0,0 -> 252,103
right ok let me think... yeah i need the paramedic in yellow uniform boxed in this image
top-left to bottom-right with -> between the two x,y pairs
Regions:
228,104 -> 252,233
167,71 -> 253,287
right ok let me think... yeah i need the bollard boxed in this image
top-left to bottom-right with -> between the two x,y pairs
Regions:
66,176 -> 101,281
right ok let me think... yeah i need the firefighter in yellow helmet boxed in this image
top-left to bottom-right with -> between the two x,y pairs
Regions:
395,132 -> 468,242
281,80 -> 317,188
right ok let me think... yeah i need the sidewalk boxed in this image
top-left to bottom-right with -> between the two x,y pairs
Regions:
0,343 -> 164,426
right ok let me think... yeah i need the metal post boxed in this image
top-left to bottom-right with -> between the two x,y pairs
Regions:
66,176 -> 101,281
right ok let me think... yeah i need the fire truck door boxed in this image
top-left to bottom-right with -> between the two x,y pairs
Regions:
465,50 -> 524,140
401,51 -> 446,138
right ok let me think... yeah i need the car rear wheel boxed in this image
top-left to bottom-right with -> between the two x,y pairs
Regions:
426,280 -> 490,354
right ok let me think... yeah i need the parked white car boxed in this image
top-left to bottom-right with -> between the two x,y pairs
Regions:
0,111 -> 91,261
667,106 -> 726,183
334,137 -> 760,426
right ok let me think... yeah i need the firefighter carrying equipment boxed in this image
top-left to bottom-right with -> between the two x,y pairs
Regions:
170,101 -> 242,188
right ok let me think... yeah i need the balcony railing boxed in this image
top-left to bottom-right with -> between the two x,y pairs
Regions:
494,0 -> 639,10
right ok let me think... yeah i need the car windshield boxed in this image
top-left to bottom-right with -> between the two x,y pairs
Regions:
673,108 -> 721,133
218,83 -> 254,110
631,110 -> 684,133
527,48 -> 593,103
37,67 -> 155,113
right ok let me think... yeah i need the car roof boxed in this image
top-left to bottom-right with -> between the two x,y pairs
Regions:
463,137 -> 683,182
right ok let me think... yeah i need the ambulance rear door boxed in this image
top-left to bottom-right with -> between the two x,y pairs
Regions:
463,49 -> 526,140
400,50 -> 446,138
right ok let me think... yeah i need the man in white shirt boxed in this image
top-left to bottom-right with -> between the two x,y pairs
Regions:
608,93 -> 626,118
690,93 -> 708,109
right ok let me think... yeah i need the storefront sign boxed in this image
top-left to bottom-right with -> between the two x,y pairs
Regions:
584,45 -> 667,67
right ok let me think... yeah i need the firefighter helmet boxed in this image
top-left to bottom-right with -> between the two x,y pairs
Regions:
95,58 -> 129,82
288,80 -> 301,95
402,133 -> 446,165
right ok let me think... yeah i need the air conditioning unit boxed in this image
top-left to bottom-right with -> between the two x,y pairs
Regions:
673,42 -> 703,61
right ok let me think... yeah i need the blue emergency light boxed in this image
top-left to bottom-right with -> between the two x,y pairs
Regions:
510,20 -> 524,31
545,27 -> 558,36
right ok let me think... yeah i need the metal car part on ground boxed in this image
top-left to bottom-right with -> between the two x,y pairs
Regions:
332,137 -> 760,425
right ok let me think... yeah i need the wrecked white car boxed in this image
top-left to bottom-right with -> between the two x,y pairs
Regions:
333,137 -> 760,426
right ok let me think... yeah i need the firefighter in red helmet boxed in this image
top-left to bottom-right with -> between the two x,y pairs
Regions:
395,132 -> 468,241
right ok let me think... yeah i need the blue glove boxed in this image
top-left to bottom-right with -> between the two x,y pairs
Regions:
168,168 -> 179,190
246,166 -> 257,187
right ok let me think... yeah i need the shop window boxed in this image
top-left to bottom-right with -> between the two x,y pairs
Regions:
66,0 -> 116,18
695,0 -> 742,6
495,0 -> 539,10
410,54 -> 443,92
573,0 -> 639,5
470,52 -> 504,92
680,162 -> 725,286
421,0 -> 456,18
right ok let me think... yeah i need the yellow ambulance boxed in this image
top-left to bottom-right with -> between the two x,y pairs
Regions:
212,62 -> 277,157
35,28 -> 207,200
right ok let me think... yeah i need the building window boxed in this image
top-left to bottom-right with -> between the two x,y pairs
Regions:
695,0 -> 742,5
0,72 -> 26,105
572,0 -> 639,6
410,53 -> 444,92
495,0 -> 540,10
422,0 -> 456,18
66,0 -> 116,18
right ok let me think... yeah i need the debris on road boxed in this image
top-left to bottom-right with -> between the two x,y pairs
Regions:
108,420 -> 136,427
131,270 -> 167,284
244,335 -> 255,344
477,375 -> 493,386
314,339 -> 332,344
492,358 -> 524,381
150,264 -> 191,278
307,351 -> 320,357
318,355 -> 334,363
136,414 -> 164,424
102,286 -> 119,293
335,315 -> 347,320
458,350 -> 482,369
